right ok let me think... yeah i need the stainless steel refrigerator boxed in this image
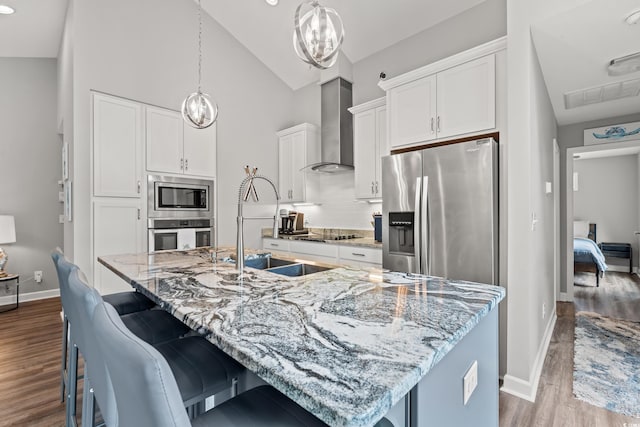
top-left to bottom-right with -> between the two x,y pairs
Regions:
382,138 -> 498,285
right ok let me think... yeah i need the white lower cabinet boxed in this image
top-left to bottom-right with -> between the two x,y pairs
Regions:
93,198 -> 145,295
262,238 -> 381,268
289,240 -> 339,265
263,238 -> 290,256
338,246 -> 382,268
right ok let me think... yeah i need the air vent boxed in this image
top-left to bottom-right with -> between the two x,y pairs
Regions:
564,78 -> 640,109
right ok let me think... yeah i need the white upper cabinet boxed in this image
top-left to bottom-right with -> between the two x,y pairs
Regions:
380,39 -> 505,150
350,97 -> 387,199
93,93 -> 143,198
277,123 -> 319,203
146,106 -> 216,178
146,107 -> 183,175
436,55 -> 495,139
388,76 -> 436,147
183,122 -> 217,177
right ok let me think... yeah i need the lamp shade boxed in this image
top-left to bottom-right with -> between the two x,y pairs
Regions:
0,216 -> 16,244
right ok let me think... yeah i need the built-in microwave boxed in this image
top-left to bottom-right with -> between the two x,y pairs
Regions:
148,175 -> 214,219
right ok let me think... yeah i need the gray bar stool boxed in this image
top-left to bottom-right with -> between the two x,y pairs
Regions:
91,300 -> 331,427
52,252 -> 191,427
52,249 -> 155,404
67,268 -> 245,426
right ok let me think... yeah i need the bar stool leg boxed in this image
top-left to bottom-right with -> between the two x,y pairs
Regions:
60,315 -> 69,402
67,343 -> 79,427
81,372 -> 96,427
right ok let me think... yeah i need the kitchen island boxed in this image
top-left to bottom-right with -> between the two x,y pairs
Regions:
99,248 -> 504,427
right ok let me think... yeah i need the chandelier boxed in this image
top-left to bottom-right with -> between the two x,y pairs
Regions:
182,0 -> 218,129
293,0 -> 344,70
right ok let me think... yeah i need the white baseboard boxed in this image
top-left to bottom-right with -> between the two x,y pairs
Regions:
0,288 -> 60,306
501,310 -> 557,402
558,292 -> 570,302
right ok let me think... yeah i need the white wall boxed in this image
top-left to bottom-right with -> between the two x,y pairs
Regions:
352,0 -> 506,105
502,0 -> 564,402
63,0 -> 296,277
0,58 -> 63,295
574,155 -> 639,269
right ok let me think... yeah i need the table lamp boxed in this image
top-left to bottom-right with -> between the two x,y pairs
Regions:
0,215 -> 16,278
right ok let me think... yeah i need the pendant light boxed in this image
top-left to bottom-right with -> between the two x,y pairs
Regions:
182,0 -> 218,129
293,0 -> 344,70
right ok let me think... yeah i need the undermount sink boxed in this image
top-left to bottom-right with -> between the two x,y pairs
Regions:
267,263 -> 332,277
244,257 -> 297,270
243,257 -> 333,277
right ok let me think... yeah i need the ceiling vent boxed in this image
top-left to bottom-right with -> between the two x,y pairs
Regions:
564,78 -> 640,109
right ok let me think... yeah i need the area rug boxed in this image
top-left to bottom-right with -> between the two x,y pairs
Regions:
573,311 -> 640,418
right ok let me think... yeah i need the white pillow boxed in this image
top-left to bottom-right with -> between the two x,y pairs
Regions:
573,221 -> 589,239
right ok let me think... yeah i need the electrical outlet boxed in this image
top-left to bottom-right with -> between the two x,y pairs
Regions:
542,302 -> 546,319
463,360 -> 478,405
34,271 -> 43,283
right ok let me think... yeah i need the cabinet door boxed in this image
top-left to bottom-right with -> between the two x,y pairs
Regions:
278,135 -> 293,201
289,131 -> 307,202
375,106 -> 387,197
146,107 -> 183,175
93,93 -> 142,197
183,122 -> 216,177
436,55 -> 495,139
353,109 -> 378,199
388,75 -> 436,148
93,198 -> 144,295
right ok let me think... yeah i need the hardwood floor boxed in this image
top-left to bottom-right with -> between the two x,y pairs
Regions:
0,297 -> 81,427
574,271 -> 640,322
500,271 -> 640,427
1,274 -> 638,426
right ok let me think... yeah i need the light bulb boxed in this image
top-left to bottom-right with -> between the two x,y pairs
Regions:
181,91 -> 218,129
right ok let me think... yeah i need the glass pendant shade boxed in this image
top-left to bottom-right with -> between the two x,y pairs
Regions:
182,90 -> 218,129
293,0 -> 344,69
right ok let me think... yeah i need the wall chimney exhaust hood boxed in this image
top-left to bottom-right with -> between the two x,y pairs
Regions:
303,77 -> 353,173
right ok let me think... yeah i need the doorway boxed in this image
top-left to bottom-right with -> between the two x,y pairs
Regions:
564,138 -> 640,301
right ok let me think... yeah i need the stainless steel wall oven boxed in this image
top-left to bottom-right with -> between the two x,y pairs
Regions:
147,175 -> 215,252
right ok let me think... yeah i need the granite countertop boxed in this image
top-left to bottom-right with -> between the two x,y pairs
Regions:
99,248 -> 504,427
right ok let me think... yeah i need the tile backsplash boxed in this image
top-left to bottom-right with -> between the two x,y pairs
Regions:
280,172 -> 381,231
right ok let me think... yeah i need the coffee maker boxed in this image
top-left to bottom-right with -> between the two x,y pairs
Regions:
279,210 -> 306,234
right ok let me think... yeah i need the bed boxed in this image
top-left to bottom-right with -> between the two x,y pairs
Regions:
573,221 -> 608,287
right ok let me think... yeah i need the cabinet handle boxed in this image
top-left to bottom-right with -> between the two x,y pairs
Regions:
352,252 -> 366,257
375,181 -> 379,194
437,116 -> 441,133
137,208 -> 141,220
180,158 -> 184,171
270,243 -> 279,247
185,159 -> 189,171
371,181 -> 375,194
430,117 -> 435,133
137,181 -> 141,194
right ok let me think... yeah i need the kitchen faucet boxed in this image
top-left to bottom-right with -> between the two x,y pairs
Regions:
236,175 -> 280,272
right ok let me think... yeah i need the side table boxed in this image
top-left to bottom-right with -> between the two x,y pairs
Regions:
0,274 -> 19,312
598,242 -> 632,274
